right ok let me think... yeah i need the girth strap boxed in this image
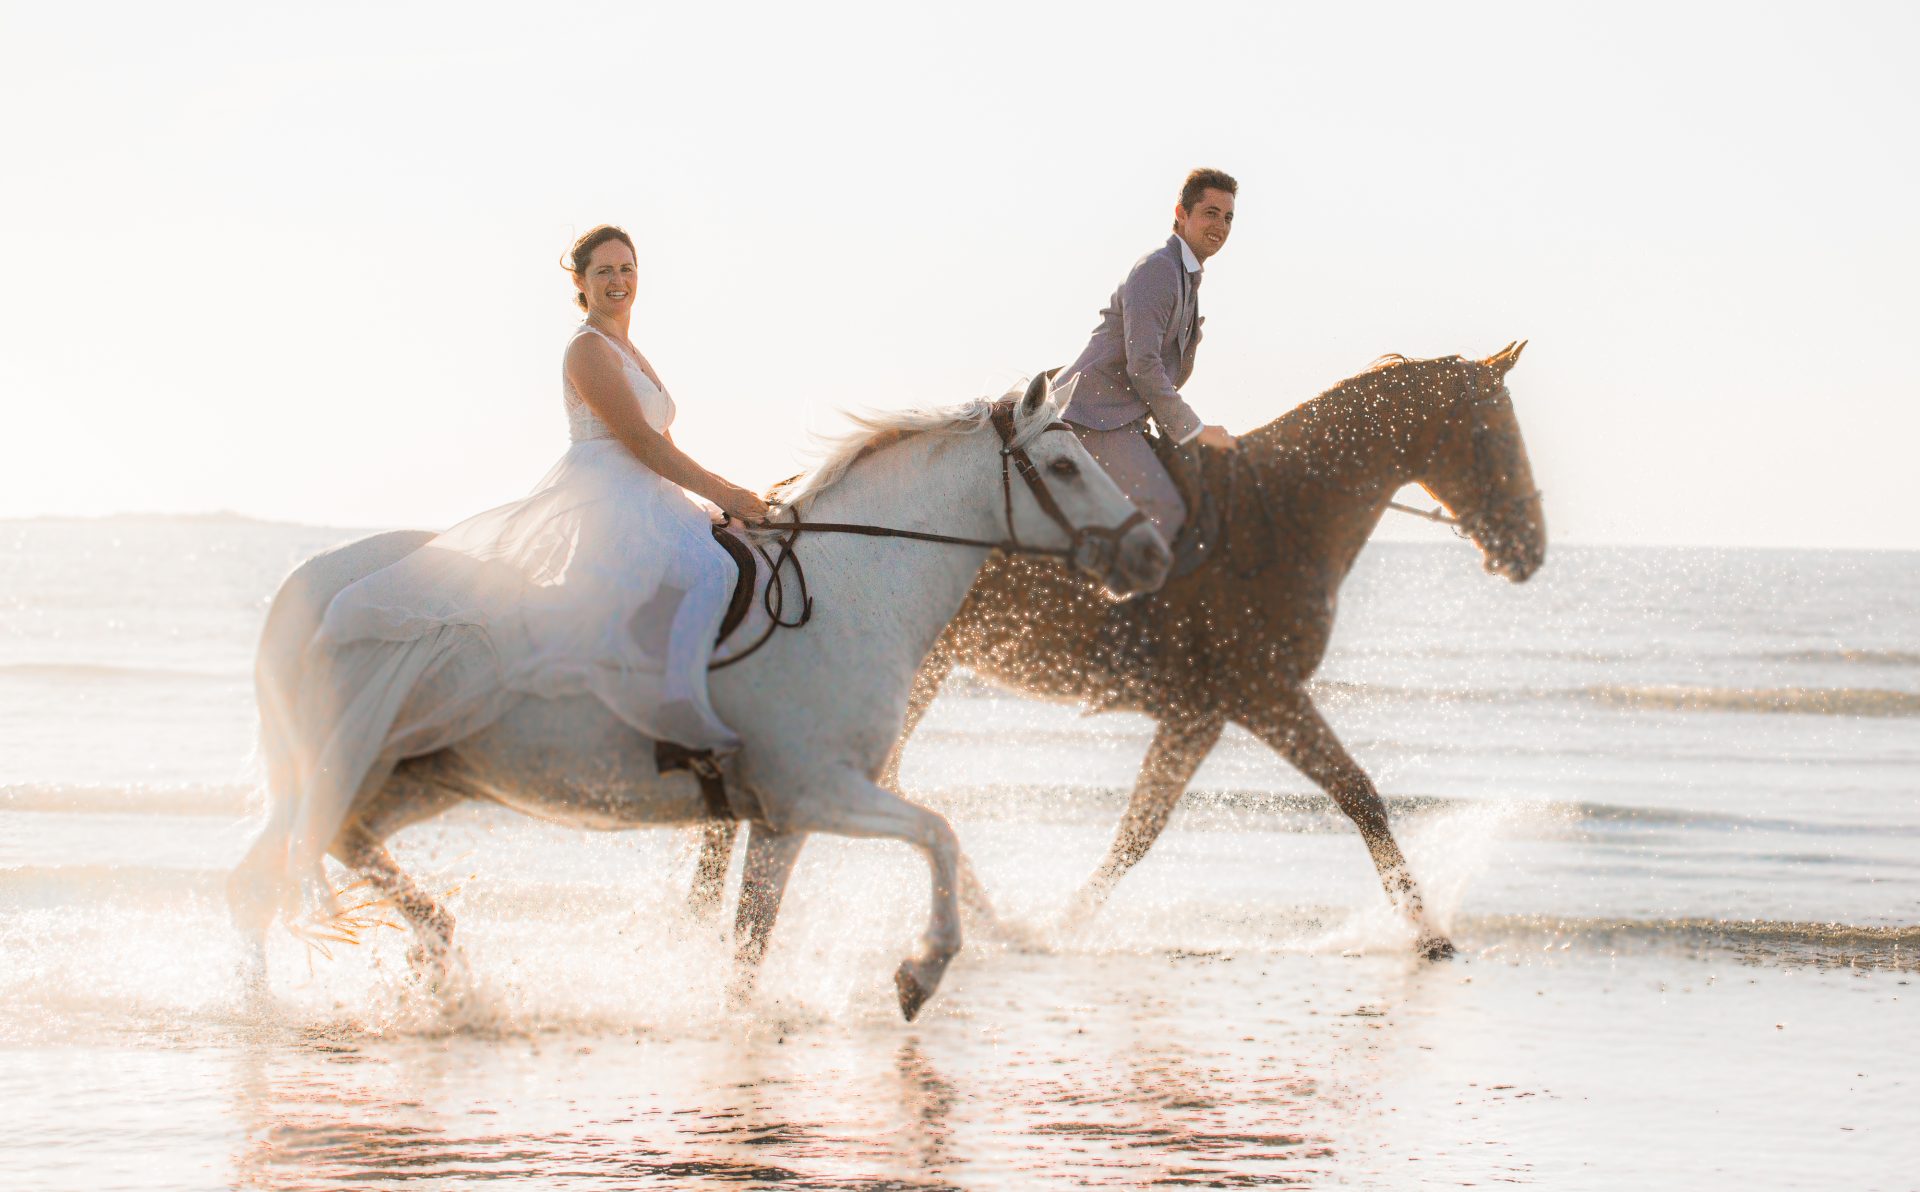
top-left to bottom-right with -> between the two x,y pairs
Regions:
654,740 -> 732,820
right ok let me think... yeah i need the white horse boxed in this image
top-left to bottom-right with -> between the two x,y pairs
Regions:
229,377 -> 1171,1019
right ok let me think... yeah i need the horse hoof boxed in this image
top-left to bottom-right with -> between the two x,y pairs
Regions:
725,970 -> 757,1013
1058,892 -> 1106,935
894,964 -> 930,1022
405,941 -> 465,999
988,918 -> 1047,954
236,944 -> 269,1000
685,885 -> 725,923
1419,935 -> 1457,962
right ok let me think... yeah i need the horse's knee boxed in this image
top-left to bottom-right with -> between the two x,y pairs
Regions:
1328,776 -> 1392,842
920,812 -> 960,866
1110,795 -> 1179,871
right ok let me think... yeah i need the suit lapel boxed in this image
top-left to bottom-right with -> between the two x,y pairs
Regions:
1171,242 -> 1197,361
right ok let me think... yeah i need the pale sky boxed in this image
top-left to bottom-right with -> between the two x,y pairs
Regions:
3,0 -> 1917,549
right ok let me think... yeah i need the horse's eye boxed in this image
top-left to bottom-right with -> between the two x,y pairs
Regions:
1048,457 -> 1079,478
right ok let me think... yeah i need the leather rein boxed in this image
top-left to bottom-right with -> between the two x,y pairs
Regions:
711,399 -> 1147,670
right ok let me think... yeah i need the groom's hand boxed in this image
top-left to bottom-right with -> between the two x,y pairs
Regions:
1195,424 -> 1238,451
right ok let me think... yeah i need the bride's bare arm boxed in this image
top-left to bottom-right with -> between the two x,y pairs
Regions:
565,337 -> 768,518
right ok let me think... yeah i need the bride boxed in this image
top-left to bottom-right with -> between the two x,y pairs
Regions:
254,224 -> 771,916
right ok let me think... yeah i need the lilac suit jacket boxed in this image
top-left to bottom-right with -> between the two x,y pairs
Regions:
1058,234 -> 1204,442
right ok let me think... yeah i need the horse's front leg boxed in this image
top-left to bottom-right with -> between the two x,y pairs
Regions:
1065,712 -> 1226,926
728,822 -> 807,1002
686,820 -> 739,921
769,768 -> 963,1021
1240,693 -> 1454,960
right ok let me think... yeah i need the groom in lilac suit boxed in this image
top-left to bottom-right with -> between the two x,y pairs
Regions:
1058,168 -> 1239,546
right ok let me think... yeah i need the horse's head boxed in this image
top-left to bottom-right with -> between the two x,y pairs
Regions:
1413,342 -> 1546,582
998,373 -> 1172,599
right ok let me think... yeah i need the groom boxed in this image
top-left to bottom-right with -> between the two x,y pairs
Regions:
1058,167 -> 1239,553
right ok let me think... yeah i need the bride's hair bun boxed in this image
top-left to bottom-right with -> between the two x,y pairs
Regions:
563,225 -> 637,310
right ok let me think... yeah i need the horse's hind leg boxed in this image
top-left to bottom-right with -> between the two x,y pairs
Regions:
686,821 -> 739,921
331,755 -> 473,984
1242,694 -> 1454,960
1066,712 -> 1225,926
727,823 -> 808,1003
331,826 -> 458,983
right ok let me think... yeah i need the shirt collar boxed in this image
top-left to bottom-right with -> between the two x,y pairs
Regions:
1174,234 -> 1202,275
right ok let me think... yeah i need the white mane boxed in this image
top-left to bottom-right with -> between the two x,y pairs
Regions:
772,387 -> 1061,512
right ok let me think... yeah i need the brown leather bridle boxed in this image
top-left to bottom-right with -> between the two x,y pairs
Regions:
711,397 -> 1149,669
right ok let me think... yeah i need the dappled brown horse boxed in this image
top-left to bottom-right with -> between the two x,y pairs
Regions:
696,343 -> 1543,962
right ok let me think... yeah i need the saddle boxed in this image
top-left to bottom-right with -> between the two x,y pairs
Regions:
652,522 -> 760,821
1037,363 -> 1222,583
1145,429 -> 1225,583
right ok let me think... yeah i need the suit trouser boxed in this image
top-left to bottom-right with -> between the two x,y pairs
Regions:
1068,421 -> 1187,540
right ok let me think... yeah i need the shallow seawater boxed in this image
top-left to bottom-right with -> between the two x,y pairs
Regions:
3,519 -> 1918,1188
2,873 -> 1913,1190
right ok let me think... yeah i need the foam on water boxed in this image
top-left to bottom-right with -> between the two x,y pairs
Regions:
4,517 -> 1919,1186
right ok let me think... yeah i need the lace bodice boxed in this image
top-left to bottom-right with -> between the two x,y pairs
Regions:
565,323 -> 676,443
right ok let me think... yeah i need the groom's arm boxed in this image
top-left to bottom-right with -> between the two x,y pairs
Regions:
1118,254 -> 1203,443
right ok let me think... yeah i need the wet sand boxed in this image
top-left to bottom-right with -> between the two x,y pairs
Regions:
6,524 -> 1918,1188
3,816 -> 1915,1191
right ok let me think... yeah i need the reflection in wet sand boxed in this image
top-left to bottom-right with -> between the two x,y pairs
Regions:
201,949 -> 1470,1189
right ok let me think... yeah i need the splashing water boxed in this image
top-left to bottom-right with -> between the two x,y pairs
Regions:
3,517 -> 1917,1187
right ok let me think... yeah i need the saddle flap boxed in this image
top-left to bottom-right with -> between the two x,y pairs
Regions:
709,522 -> 757,647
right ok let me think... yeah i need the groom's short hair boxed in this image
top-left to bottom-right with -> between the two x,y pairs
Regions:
1179,168 -> 1238,212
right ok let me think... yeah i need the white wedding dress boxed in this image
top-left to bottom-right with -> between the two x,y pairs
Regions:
277,323 -> 740,902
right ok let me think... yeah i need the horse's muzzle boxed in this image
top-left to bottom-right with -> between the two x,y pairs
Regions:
1082,520 -> 1171,600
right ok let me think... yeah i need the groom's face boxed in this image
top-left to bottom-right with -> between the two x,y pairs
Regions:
1175,188 -> 1235,261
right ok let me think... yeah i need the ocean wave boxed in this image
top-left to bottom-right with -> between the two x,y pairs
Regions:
1573,683 -> 1920,718
0,661 -> 245,684
2,864 -> 1909,975
912,785 -> 1920,841
0,864 -> 216,905
1759,647 -> 1920,669
15,781 -> 1909,848
1462,913 -> 1920,971
953,664 -> 1920,719
0,782 -> 253,816
1310,678 -> 1920,718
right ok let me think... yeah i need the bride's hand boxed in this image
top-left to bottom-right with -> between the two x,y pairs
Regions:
717,485 -> 771,522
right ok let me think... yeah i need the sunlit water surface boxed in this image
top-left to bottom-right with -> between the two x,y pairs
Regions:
2,518 -> 1916,1189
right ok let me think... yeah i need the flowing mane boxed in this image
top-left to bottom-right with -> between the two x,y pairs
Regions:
772,390 -> 1059,511
1241,353 -> 1454,456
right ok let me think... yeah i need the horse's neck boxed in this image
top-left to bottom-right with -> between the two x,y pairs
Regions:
1251,369 -> 1447,570
795,432 -> 1002,664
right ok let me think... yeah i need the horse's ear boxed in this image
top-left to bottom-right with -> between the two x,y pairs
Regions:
1020,372 -> 1049,416
1488,340 -> 1527,376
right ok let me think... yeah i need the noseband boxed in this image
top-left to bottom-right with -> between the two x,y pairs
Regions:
711,397 -> 1146,669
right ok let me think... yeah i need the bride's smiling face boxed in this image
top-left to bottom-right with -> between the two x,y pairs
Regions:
576,240 -> 637,317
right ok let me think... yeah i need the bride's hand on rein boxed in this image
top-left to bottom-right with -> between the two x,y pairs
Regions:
717,485 -> 771,522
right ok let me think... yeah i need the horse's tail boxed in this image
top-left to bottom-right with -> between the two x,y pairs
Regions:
227,530 -> 440,943
226,560 -> 326,941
